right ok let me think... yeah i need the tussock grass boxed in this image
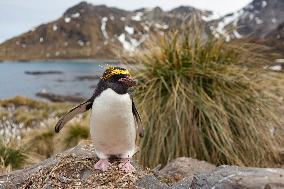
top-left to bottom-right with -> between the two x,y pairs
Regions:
14,110 -> 49,126
0,96 -> 73,128
0,138 -> 25,170
0,96 -> 71,111
63,123 -> 90,148
124,30 -> 283,168
22,118 -> 90,159
0,96 -> 41,108
23,127 -> 56,158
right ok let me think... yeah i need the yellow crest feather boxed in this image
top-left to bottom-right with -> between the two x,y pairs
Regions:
101,67 -> 130,80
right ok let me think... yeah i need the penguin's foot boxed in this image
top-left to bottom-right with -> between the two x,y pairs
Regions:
95,159 -> 110,171
119,158 -> 136,173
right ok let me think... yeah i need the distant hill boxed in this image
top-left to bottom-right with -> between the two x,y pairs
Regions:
0,0 -> 283,61
0,2 -> 211,61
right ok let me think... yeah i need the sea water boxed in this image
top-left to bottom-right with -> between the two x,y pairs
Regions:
0,60 -> 119,99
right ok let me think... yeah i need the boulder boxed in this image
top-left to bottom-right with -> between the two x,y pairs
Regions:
135,175 -> 169,189
75,75 -> 101,81
157,157 -> 216,183
190,165 -> 284,189
36,91 -> 86,103
25,71 -> 63,75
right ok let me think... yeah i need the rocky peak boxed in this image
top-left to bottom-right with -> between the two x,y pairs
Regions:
238,0 -> 284,37
151,6 -> 163,13
169,6 -> 196,15
211,0 -> 284,40
273,22 -> 284,39
63,1 -> 91,16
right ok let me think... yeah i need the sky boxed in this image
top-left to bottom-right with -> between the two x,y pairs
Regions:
0,0 -> 252,43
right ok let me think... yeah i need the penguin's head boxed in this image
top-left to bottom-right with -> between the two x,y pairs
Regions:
101,66 -> 136,88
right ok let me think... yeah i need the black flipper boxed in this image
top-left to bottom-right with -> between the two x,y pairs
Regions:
55,98 -> 93,133
132,101 -> 144,137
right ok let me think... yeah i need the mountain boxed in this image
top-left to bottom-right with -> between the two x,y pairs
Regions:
0,2 -> 211,61
211,0 -> 284,41
1,0 -> 283,61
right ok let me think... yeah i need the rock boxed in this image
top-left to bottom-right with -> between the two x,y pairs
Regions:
190,165 -> 284,189
280,148 -> 284,163
211,0 -> 284,39
1,144 -> 283,189
25,71 -> 63,75
36,91 -> 86,103
265,63 -> 284,72
135,175 -> 169,189
170,177 -> 193,189
75,75 -> 101,81
0,143 -> 148,189
157,157 -> 216,183
55,78 -> 65,82
135,157 -> 216,189
80,168 -> 92,180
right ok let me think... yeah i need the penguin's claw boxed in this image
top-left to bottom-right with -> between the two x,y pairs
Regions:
119,159 -> 136,173
95,159 -> 111,171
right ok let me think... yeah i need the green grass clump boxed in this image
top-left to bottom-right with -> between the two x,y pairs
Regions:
0,139 -> 26,170
22,118 -> 90,159
125,31 -> 283,168
64,123 -> 89,148
23,127 -> 56,158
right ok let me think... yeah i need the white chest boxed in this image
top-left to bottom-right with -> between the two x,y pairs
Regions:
91,88 -> 132,116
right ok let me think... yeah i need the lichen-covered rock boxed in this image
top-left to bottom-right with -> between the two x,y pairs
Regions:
190,165 -> 284,189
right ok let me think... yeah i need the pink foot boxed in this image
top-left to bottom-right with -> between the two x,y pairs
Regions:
95,159 -> 111,171
119,159 -> 136,173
